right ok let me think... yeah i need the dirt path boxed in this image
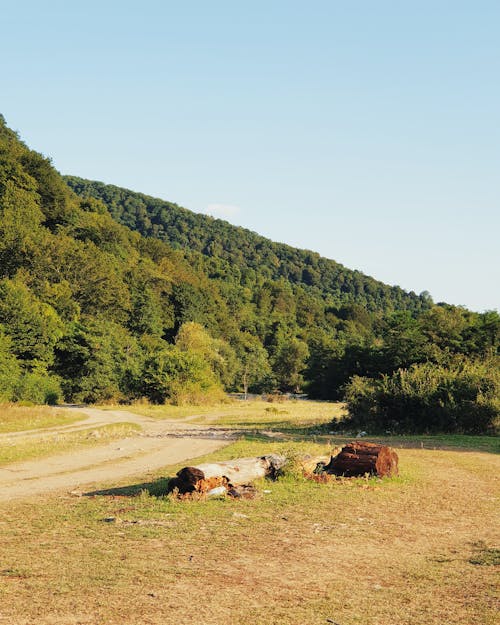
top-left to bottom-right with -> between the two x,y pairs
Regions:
0,406 -> 232,502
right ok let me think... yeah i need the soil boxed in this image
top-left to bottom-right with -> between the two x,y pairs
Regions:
0,406 -> 232,501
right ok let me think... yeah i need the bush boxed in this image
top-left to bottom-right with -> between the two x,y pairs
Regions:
343,357 -> 499,434
141,344 -> 224,405
13,373 -> 63,405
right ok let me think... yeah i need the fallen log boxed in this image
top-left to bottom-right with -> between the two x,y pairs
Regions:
324,441 -> 398,477
167,454 -> 287,495
299,454 -> 332,474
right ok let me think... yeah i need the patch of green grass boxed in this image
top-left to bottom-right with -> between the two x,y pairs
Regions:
100,400 -> 498,453
469,541 -> 500,566
0,404 -> 83,433
0,423 -> 141,466
98,402 -> 218,419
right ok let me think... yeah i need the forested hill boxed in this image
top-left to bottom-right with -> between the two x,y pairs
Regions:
65,176 -> 430,314
1,116 -> 498,431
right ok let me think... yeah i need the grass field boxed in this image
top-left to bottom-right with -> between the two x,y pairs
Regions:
0,400 -> 498,624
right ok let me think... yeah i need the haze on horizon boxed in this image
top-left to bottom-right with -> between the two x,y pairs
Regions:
2,1 -> 498,312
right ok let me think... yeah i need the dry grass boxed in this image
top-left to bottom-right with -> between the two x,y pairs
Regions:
0,423 -> 141,466
0,404 -> 81,434
104,398 -> 346,429
0,436 -> 498,625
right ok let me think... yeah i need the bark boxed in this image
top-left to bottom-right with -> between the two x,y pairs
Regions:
324,442 -> 398,478
167,454 -> 286,494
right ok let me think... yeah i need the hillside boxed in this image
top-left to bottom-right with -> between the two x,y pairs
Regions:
65,176 -> 430,314
0,116 -> 498,427
0,115 -> 248,403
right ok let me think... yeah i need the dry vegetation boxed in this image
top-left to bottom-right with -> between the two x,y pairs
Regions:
0,403 -> 82,434
105,398 -> 346,428
0,431 -> 498,625
0,423 -> 141,466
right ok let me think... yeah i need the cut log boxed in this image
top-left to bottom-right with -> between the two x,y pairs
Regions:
167,454 -> 286,494
324,441 -> 398,478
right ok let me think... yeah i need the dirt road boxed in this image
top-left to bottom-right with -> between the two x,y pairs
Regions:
0,407 -> 232,502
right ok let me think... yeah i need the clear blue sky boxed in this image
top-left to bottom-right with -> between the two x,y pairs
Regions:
2,1 -> 499,311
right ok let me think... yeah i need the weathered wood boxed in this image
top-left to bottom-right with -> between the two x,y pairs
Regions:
299,454 -> 332,474
324,442 -> 398,477
167,454 -> 286,494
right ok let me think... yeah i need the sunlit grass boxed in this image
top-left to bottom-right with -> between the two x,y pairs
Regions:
0,399 -> 498,623
0,403 -> 82,433
0,423 -> 141,466
102,398 -> 346,429
0,439 -> 498,625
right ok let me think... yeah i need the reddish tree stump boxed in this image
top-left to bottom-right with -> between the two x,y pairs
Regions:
324,442 -> 398,477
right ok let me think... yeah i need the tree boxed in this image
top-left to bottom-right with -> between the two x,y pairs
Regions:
0,327 -> 21,401
53,319 -> 141,403
272,337 -> 309,392
141,341 -> 223,405
175,322 -> 238,388
343,357 -> 500,434
0,276 -> 63,371
0,180 -> 44,276
233,332 -> 274,397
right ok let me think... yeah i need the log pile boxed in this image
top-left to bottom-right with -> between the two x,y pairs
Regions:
167,443 -> 399,499
323,441 -> 398,477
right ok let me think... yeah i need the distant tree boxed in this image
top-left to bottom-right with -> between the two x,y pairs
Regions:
175,321 -> 238,388
0,180 -> 44,276
272,337 -> 309,392
53,319 -> 141,403
232,332 -> 274,397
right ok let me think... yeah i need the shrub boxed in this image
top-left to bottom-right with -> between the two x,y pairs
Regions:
13,373 -> 63,405
343,357 -> 499,434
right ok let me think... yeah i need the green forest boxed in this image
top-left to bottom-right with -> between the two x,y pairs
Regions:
1,115 -> 498,433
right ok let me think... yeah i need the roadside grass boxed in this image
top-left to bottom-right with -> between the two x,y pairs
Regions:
0,404 -> 82,434
0,434 -> 498,625
0,423 -> 141,466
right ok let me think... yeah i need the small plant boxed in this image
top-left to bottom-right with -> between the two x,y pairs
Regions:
469,541 -> 500,566
279,446 -> 308,480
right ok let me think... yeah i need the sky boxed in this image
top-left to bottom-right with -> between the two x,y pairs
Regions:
1,0 -> 499,312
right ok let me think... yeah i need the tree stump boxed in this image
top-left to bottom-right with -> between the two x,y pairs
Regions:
324,442 -> 398,477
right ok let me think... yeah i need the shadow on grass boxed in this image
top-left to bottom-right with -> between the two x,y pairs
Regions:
84,477 -> 172,498
220,422 -> 500,454
282,425 -> 500,454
